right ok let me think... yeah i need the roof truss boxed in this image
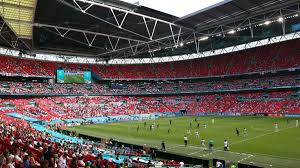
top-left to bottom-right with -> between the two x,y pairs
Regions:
0,0 -> 36,39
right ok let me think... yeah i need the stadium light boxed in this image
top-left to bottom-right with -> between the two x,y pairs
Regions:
264,20 -> 271,25
277,17 -> 284,22
179,42 -> 184,47
228,30 -> 236,34
199,36 -> 209,41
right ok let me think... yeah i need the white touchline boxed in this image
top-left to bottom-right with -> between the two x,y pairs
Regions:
200,150 -> 217,157
248,152 -> 300,161
238,154 -> 254,162
187,147 -> 251,156
166,144 -> 183,150
178,144 -> 251,156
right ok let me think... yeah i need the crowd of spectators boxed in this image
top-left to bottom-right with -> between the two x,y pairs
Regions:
0,91 -> 299,124
0,38 -> 300,79
0,74 -> 299,95
92,38 -> 300,79
0,117 -> 183,168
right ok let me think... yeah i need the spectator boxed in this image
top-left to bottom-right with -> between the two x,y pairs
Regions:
58,153 -> 67,168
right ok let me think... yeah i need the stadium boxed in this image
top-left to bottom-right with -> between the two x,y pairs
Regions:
0,0 -> 300,167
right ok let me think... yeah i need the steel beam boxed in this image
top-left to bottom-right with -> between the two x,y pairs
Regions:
74,0 -> 194,31
35,23 -> 146,43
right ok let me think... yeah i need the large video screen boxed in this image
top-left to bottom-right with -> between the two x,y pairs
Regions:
56,70 -> 91,84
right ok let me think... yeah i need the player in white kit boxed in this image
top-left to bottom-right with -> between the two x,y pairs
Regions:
224,140 -> 229,151
275,123 -> 279,132
195,131 -> 199,138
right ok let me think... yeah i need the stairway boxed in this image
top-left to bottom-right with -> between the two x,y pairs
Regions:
249,100 -> 263,113
160,101 -> 173,112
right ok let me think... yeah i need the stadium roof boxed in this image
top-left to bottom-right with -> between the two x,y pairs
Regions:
176,0 -> 298,30
120,0 -> 225,17
0,0 -> 36,38
0,0 -> 299,62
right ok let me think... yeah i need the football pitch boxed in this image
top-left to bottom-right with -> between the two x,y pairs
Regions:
64,75 -> 85,83
66,116 -> 300,168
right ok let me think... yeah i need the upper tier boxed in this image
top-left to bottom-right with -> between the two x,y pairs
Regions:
1,38 -> 300,79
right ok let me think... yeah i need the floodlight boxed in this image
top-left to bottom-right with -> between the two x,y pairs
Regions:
200,36 -> 209,41
228,30 -> 236,34
264,20 -> 271,25
277,17 -> 284,22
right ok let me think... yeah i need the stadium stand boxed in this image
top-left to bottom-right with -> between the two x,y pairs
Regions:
92,39 -> 300,79
0,0 -> 300,167
0,40 -> 300,167
0,92 -> 299,124
0,74 -> 299,95
0,38 -> 299,79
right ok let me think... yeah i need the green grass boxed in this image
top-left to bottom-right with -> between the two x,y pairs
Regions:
64,75 -> 84,83
66,116 -> 300,168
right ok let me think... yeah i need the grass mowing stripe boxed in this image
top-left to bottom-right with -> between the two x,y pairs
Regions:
66,116 -> 300,168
